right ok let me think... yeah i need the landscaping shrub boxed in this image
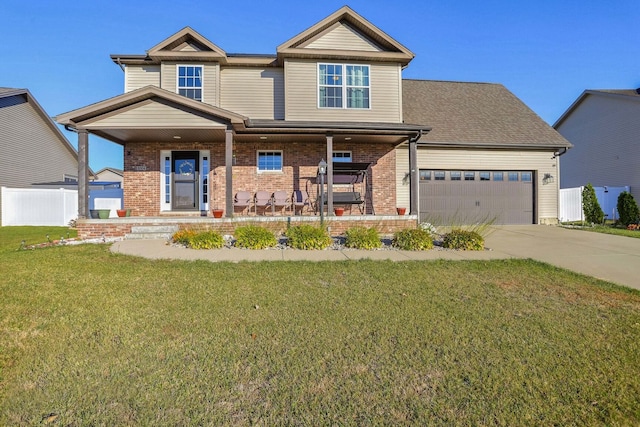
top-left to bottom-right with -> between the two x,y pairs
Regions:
172,229 -> 197,246
188,230 -> 225,249
392,228 -> 433,251
285,225 -> 332,250
234,225 -> 278,249
173,229 -> 224,249
582,183 -> 604,224
344,226 -> 382,249
617,191 -> 640,227
442,229 -> 484,250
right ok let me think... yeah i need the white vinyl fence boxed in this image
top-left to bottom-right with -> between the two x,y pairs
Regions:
2,187 -> 78,226
559,186 -> 630,222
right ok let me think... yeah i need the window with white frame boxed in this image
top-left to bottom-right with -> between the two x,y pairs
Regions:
177,65 -> 203,101
332,151 -> 352,163
257,151 -> 282,172
318,64 -> 370,109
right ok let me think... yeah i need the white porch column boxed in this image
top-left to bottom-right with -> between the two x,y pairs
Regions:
225,127 -> 233,217
78,129 -> 89,219
326,134 -> 333,215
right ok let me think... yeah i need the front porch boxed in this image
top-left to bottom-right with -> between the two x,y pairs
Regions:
76,213 -> 418,240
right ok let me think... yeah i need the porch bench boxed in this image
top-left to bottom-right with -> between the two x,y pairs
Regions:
321,191 -> 365,214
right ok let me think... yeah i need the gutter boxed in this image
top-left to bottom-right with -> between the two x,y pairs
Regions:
552,147 -> 569,159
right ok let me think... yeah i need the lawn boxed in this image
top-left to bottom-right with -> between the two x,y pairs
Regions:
1,227 -> 639,425
562,223 -> 640,239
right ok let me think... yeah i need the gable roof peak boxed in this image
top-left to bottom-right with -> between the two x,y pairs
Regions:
147,26 -> 227,60
277,6 -> 414,65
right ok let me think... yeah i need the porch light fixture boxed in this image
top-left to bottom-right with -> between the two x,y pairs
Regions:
542,173 -> 555,184
259,136 -> 268,140
173,135 -> 181,139
318,159 -> 327,224
344,137 -> 352,141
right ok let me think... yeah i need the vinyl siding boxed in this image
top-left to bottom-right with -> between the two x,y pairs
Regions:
125,65 -> 160,92
395,147 -> 560,224
284,59 -> 402,122
81,99 -> 227,128
220,67 -> 284,119
305,22 -> 383,51
557,95 -> 640,201
161,62 -> 219,106
0,94 -> 78,222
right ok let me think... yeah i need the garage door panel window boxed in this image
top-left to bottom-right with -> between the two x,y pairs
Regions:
434,171 -> 445,181
464,171 -> 475,181
493,172 -> 504,181
450,171 -> 461,181
508,172 -> 519,182
480,172 -> 490,181
420,170 -> 431,181
521,172 -> 532,182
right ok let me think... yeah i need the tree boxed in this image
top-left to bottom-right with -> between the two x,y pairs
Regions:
582,183 -> 604,224
617,191 -> 639,226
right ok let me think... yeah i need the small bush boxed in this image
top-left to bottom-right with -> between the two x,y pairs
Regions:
173,229 -> 224,249
392,228 -> 433,251
172,229 -> 197,246
582,183 -> 604,224
234,225 -> 278,249
188,231 -> 225,249
344,226 -> 382,249
442,229 -> 484,251
285,225 -> 332,250
617,191 -> 640,227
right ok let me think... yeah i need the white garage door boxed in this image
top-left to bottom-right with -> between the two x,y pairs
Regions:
419,170 -> 534,225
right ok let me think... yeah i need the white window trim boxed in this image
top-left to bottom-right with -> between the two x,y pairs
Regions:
176,64 -> 204,102
317,63 -> 371,110
256,150 -> 283,173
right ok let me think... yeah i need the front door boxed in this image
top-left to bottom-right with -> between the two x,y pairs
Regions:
172,151 -> 199,210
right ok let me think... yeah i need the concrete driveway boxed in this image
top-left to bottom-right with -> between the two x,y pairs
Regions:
484,225 -> 640,291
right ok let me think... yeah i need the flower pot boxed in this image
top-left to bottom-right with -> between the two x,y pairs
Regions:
97,209 -> 111,219
212,209 -> 224,218
396,207 -> 407,216
116,209 -> 127,217
89,209 -> 100,219
125,209 -> 131,217
334,207 -> 345,216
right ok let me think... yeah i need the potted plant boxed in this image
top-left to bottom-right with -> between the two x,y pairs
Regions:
396,207 -> 407,215
334,207 -> 345,216
97,209 -> 111,219
212,208 -> 224,218
116,209 -> 127,217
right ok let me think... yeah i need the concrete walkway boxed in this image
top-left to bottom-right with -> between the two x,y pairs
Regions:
110,225 -> 640,290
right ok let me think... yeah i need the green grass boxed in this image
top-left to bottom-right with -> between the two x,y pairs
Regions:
1,227 -> 639,425
562,223 -> 640,239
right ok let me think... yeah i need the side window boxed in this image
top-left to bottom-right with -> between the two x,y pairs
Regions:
257,151 -> 283,172
332,151 -> 352,163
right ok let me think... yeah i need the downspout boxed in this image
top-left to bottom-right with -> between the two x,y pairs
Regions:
551,147 -> 568,159
408,130 -> 422,217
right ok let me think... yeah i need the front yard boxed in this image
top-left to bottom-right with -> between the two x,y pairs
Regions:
1,227 -> 639,425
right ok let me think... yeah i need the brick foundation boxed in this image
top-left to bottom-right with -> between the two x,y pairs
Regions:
76,215 -> 418,239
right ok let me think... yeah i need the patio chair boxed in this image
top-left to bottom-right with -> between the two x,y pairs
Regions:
233,191 -> 252,215
269,191 -> 290,215
292,190 -> 311,215
253,190 -> 272,215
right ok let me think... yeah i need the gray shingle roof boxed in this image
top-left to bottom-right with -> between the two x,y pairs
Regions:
402,79 -> 571,148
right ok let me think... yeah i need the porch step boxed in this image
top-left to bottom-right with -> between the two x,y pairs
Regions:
125,225 -> 179,240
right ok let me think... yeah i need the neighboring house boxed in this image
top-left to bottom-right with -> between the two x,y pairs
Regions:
55,6 -> 570,225
554,89 -> 640,201
0,87 -> 79,224
94,167 -> 123,184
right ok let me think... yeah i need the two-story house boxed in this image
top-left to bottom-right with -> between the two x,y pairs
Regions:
56,6 -> 570,233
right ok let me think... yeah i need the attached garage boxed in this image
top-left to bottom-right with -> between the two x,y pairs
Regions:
398,79 -> 572,225
418,170 -> 534,225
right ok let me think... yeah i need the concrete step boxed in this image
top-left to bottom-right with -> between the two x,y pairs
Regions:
125,225 -> 179,240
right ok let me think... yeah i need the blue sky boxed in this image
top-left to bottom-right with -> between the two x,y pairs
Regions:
2,0 -> 638,171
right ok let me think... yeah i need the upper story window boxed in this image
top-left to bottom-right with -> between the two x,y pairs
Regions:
318,64 -> 370,109
177,65 -> 203,101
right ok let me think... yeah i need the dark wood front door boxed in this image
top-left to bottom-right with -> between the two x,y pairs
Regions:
172,151 -> 199,211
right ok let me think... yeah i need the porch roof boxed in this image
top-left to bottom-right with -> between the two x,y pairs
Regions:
55,85 -> 430,146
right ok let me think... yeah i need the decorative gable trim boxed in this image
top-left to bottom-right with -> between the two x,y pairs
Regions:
277,6 -> 413,65
147,26 -> 227,62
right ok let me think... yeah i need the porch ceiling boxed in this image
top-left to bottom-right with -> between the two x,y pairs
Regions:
90,127 -> 227,144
